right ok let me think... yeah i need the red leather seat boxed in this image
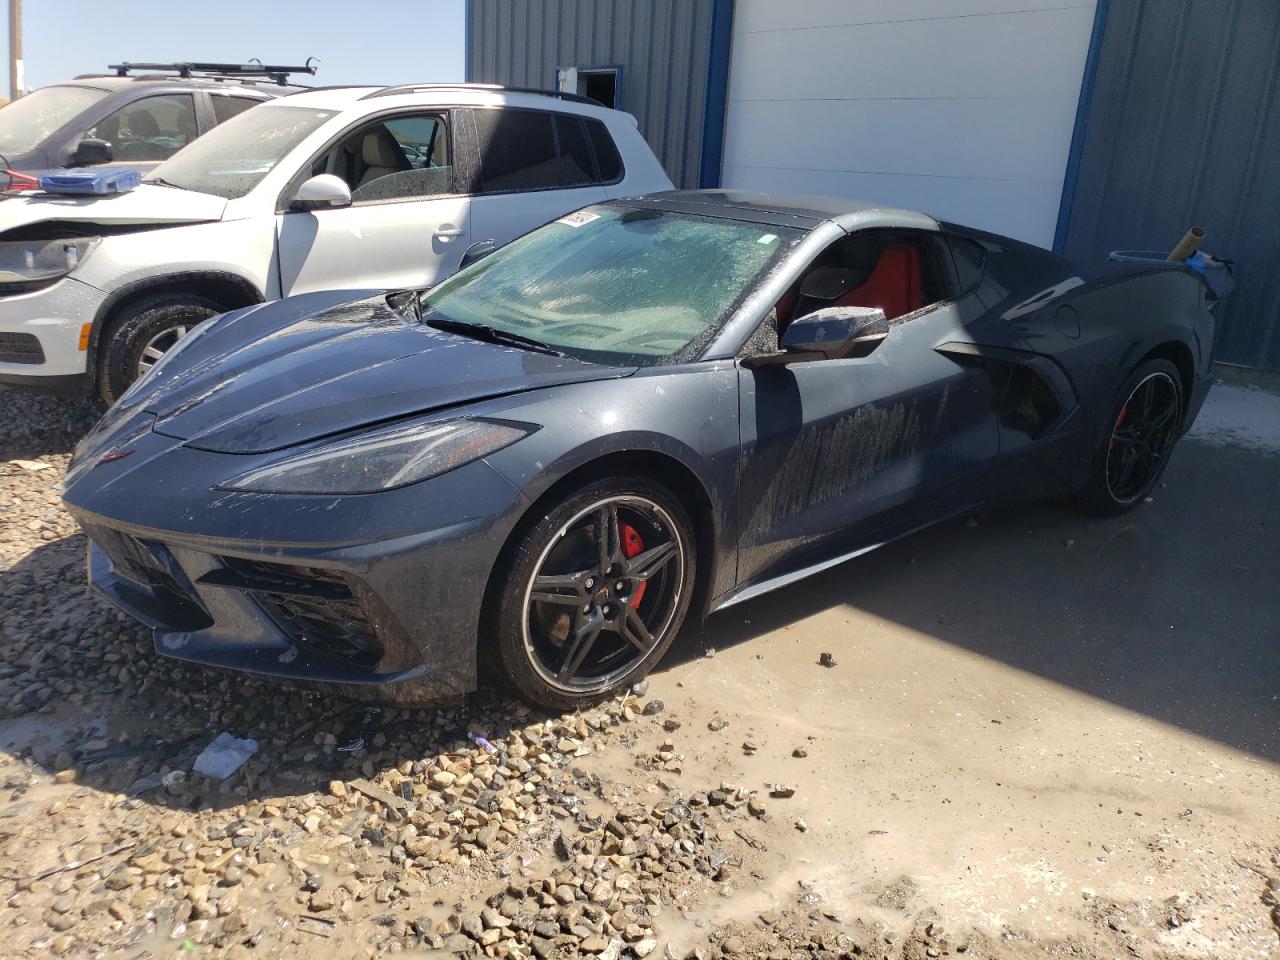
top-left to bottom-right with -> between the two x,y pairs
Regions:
834,244 -> 924,320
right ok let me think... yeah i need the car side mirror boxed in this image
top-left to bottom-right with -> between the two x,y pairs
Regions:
782,306 -> 889,359
291,174 -> 352,210
72,138 -> 113,166
459,239 -> 497,270
750,306 -> 889,366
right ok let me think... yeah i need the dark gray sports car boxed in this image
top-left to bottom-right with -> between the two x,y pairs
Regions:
61,191 -> 1227,709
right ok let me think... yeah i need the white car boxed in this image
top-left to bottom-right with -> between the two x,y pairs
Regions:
0,84 -> 673,402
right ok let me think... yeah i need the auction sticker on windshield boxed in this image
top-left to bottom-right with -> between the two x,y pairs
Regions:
556,210 -> 600,228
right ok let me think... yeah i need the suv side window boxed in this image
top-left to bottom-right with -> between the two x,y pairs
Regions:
210,95 -> 262,125
946,236 -> 987,294
88,94 -> 198,162
311,112 -> 453,203
585,119 -> 623,183
471,108 -> 596,193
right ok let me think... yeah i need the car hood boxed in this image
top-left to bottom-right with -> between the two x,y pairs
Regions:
137,290 -> 635,455
0,183 -> 226,232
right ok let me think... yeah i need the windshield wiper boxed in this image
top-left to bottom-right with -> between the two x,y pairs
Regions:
144,177 -> 183,189
427,316 -> 563,356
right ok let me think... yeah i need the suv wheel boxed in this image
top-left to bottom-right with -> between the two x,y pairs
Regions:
99,293 -> 222,404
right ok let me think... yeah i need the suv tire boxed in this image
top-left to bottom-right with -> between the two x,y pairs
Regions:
99,293 -> 223,404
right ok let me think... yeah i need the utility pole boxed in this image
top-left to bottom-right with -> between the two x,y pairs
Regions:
8,0 -> 21,101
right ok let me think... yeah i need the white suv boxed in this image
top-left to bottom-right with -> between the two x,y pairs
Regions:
0,84 -> 673,402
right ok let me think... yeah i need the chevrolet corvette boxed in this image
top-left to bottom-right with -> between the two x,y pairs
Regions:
61,191 -> 1228,709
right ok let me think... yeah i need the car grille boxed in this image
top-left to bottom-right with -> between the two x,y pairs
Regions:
219,558 -> 383,666
86,523 -> 187,597
0,332 -> 44,365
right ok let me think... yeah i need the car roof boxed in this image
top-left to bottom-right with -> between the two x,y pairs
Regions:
263,84 -> 638,123
56,76 -> 300,95
616,190 -> 942,233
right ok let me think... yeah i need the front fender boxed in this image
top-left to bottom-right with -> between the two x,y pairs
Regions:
477,362 -> 743,600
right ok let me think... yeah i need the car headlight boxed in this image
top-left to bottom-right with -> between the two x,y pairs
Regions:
218,418 -> 534,495
0,237 -> 98,290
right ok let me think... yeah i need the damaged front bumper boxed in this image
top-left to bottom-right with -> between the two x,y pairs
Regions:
64,431 -> 529,705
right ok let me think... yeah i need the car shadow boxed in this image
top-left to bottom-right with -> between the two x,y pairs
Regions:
669,437 -> 1280,763
0,387 -> 102,459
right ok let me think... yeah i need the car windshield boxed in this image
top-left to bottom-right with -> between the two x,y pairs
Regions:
0,85 -> 109,156
418,207 -> 799,366
146,104 -> 335,200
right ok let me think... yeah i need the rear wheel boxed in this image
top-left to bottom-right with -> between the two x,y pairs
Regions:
98,293 -> 222,404
487,478 -> 696,711
1077,358 -> 1183,515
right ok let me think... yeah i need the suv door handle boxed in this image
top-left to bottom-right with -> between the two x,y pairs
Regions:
434,226 -> 464,238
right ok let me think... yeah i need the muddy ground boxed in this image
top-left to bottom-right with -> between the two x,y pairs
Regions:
0,383 -> 1276,960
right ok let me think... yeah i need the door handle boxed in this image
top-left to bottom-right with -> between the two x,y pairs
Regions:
434,226 -> 464,238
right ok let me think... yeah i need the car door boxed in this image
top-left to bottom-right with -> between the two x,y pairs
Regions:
275,110 -> 470,296
735,231 -> 1000,588
464,107 -> 610,249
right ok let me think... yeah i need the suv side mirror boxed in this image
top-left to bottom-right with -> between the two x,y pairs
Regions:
459,239 -> 497,270
72,138 -> 113,166
779,306 -> 889,361
291,174 -> 352,210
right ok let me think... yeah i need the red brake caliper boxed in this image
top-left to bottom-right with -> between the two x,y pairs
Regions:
1110,407 -> 1128,450
620,522 -> 647,607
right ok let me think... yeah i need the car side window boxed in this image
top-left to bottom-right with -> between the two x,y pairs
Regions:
776,232 -> 953,332
585,118 -> 623,183
210,95 -> 262,125
947,236 -> 987,294
87,93 -> 198,162
313,113 -> 453,204
471,108 -> 596,193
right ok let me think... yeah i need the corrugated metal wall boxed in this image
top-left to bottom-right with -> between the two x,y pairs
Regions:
1061,0 -> 1280,370
468,0 -> 714,189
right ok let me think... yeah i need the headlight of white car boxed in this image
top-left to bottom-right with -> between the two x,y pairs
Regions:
218,418 -> 534,495
0,237 -> 98,289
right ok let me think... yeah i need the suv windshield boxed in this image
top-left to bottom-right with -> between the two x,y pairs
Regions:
419,207 -> 799,366
0,85 -> 109,156
147,104 -> 335,200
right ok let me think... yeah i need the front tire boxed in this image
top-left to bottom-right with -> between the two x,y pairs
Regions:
487,478 -> 696,711
1076,358 -> 1184,515
98,293 -> 222,404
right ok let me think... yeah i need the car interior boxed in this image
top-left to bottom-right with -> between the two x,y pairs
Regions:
774,231 -> 952,335
310,115 -> 452,203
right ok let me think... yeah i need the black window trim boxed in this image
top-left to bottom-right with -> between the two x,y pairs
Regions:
464,105 -> 626,197
943,233 -> 989,297
275,106 -> 463,213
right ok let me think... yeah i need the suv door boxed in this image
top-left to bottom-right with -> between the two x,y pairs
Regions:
275,110 -> 469,296
463,108 -> 610,249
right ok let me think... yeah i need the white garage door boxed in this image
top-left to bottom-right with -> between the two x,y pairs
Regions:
720,0 -> 1097,247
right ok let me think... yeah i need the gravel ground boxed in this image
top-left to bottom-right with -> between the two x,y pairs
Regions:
1,384 -> 1277,960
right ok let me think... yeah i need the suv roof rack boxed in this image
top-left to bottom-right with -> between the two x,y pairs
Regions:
359,82 -> 602,106
101,59 -> 319,86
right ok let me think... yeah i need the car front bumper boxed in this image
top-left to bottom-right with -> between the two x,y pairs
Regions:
0,276 -> 106,387
63,430 -> 530,705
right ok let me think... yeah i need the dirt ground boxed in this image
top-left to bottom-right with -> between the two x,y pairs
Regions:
0,382 -> 1277,960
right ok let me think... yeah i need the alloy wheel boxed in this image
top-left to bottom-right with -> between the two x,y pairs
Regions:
521,495 -> 686,693
135,324 -> 189,377
1104,371 -> 1180,504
